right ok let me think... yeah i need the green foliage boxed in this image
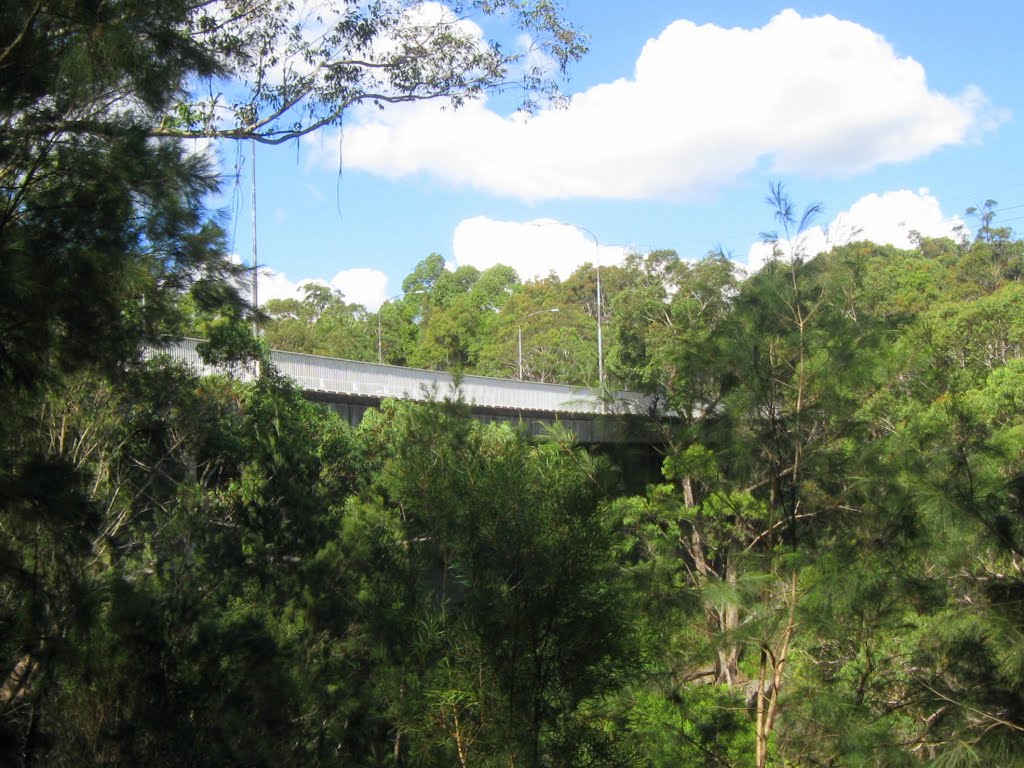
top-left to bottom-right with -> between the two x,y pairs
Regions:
1,0 -> 250,390
624,686 -> 755,768
352,396 -> 638,765
261,283 -> 375,360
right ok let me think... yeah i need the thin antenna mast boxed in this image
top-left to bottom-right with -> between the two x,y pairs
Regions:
250,139 -> 258,332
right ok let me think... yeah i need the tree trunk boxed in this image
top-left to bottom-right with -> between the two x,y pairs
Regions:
714,561 -> 740,685
754,572 -> 798,768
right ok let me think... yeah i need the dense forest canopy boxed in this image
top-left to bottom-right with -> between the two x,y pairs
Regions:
4,1 -> 1024,766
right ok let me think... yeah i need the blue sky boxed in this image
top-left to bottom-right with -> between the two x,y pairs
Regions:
205,1 -> 1024,310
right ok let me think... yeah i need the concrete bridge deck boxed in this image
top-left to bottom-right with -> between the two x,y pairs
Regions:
151,338 -> 670,444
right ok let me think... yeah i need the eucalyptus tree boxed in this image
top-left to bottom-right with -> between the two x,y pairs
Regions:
262,282 -> 376,359
156,0 -> 587,145
475,286 -> 595,384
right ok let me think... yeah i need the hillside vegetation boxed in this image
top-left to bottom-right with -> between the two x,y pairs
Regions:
7,215 -> 1024,765
4,0 -> 1024,764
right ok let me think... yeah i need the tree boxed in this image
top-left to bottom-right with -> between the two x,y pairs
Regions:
2,0 -> 588,377
156,0 -> 587,145
0,346 -> 382,766
351,396 -> 638,766
1,2 -> 230,752
863,299 -> 1024,762
610,185 -> 925,767
1,5 -> 249,760
473,283 -> 595,384
607,249 -> 739,410
402,252 -> 448,295
1,0 -> 251,389
262,282 -> 375,359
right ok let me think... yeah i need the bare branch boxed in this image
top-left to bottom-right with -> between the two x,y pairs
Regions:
0,0 -> 44,68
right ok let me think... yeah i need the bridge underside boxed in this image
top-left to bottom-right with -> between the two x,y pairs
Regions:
303,390 -> 672,445
304,391 -> 671,491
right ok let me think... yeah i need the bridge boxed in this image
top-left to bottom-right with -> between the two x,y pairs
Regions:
152,338 -> 672,445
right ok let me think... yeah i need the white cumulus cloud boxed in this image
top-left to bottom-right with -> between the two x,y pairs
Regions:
258,266 -> 390,310
331,268 -> 390,310
452,217 -> 629,281
319,9 -> 1001,201
744,188 -> 964,271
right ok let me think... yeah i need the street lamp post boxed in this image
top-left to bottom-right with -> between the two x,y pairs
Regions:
518,308 -> 560,380
378,290 -> 425,365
